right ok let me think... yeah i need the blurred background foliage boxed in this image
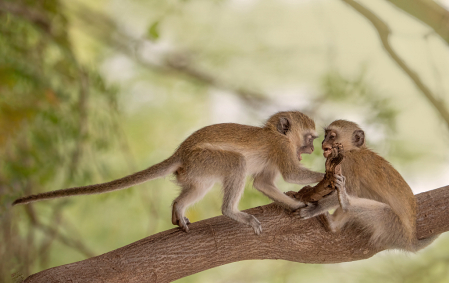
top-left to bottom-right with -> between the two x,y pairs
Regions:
1,0 -> 449,282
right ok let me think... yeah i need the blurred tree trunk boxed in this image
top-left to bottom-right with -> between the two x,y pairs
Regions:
23,185 -> 449,283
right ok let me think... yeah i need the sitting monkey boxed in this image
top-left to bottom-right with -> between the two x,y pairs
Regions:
13,111 -> 324,235
300,120 -> 438,251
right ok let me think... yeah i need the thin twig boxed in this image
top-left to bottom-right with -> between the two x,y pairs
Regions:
68,68 -> 89,178
25,205 -> 95,258
385,0 -> 449,46
37,203 -> 65,269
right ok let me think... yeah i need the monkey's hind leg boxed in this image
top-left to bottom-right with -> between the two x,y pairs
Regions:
222,161 -> 262,235
172,181 -> 214,232
312,174 -> 355,233
253,171 -> 305,211
319,208 -> 349,233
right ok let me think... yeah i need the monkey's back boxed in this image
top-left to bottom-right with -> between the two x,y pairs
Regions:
341,148 -> 417,237
176,123 -> 270,152
173,123 -> 277,177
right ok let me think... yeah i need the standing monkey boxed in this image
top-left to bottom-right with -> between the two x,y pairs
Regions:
300,120 -> 438,251
13,111 -> 324,235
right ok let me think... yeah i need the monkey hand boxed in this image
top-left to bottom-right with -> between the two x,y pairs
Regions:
332,142 -> 344,156
298,202 -> 319,220
330,144 -> 339,159
326,143 -> 344,164
325,144 -> 344,182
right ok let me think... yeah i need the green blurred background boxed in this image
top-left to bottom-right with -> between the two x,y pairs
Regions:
1,0 -> 449,282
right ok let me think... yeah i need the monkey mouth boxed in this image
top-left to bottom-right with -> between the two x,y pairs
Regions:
323,148 -> 332,158
298,153 -> 302,161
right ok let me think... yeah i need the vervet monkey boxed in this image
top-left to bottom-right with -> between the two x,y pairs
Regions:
300,120 -> 438,251
13,111 -> 324,235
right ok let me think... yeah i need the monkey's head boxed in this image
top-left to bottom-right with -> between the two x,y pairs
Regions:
323,120 -> 366,158
266,111 -> 318,161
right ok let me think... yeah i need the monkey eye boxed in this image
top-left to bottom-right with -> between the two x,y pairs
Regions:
305,134 -> 314,144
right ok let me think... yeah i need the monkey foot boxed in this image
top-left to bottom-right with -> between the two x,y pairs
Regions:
179,222 -> 189,233
249,215 -> 262,235
177,217 -> 191,233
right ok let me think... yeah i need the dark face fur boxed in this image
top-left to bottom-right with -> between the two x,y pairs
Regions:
322,120 -> 365,158
276,116 -> 318,161
298,132 -> 317,160
322,129 -> 337,158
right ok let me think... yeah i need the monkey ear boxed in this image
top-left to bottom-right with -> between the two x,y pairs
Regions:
277,117 -> 291,135
352,130 -> 365,147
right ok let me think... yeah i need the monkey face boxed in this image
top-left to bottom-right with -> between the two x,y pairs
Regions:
323,120 -> 366,157
322,130 -> 337,158
272,113 -> 318,161
297,132 -> 317,160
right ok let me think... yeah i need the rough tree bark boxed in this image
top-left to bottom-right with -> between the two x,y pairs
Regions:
23,185 -> 449,283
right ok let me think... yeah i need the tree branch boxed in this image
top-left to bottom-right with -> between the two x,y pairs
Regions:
23,185 -> 449,283
385,0 -> 449,46
341,0 -> 449,130
65,2 -> 269,109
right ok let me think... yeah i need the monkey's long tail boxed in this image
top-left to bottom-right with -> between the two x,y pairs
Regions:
12,156 -> 181,206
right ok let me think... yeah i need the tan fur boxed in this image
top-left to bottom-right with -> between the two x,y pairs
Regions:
301,120 -> 437,251
13,111 -> 324,235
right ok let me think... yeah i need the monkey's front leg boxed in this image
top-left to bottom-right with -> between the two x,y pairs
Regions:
253,172 -> 306,210
293,167 -> 325,185
317,209 -> 347,233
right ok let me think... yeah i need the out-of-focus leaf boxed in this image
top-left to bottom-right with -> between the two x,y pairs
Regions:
0,1 -> 118,279
147,21 -> 160,41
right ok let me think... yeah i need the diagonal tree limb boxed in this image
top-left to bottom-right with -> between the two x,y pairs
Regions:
1,2 -> 268,109
23,185 -> 449,283
385,0 -> 449,46
64,2 -> 269,109
341,0 -> 449,131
